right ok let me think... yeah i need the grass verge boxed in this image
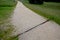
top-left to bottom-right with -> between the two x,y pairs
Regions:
0,7 -> 18,40
0,0 -> 18,40
0,0 -> 17,7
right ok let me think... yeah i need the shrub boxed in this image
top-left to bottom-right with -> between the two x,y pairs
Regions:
29,0 -> 43,4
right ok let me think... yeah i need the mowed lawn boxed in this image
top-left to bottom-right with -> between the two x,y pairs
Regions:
0,0 -> 17,7
0,7 -> 15,21
0,0 -> 17,21
0,7 -> 18,40
19,0 -> 60,25
0,0 -> 18,40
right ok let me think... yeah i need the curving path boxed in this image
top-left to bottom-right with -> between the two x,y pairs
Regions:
11,1 -> 60,40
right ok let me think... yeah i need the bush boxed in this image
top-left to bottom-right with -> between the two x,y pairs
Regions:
29,0 -> 43,4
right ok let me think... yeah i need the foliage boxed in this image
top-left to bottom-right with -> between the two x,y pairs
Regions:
29,0 -> 43,4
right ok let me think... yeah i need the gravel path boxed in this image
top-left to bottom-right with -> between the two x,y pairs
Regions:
11,1 -> 60,40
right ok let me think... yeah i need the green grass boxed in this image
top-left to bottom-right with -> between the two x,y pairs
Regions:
0,0 -> 18,40
0,7 -> 15,21
0,7 -> 18,40
19,0 -> 60,25
0,20 -> 18,40
0,0 -> 17,21
0,0 -> 17,7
